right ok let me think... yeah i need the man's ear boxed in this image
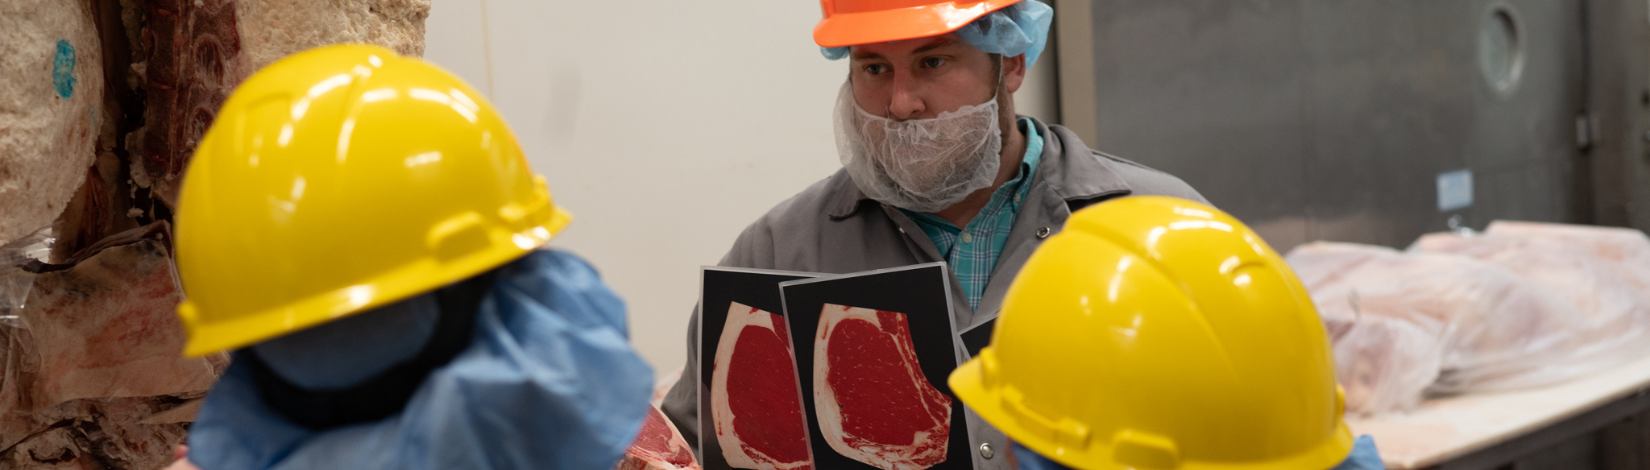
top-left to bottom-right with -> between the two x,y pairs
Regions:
1002,54 -> 1028,94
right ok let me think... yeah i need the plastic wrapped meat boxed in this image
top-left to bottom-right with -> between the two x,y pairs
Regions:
1485,221 -> 1650,294
0,0 -> 105,245
1411,231 -> 1650,365
1330,314 -> 1446,415
1286,242 -> 1592,415
0,396 -> 198,469
0,224 -> 226,466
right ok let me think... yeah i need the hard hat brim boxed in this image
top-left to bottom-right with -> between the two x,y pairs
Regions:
177,206 -> 570,357
813,0 -> 1020,49
950,348 -> 1357,470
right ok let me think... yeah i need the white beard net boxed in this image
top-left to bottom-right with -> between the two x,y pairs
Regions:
835,80 -> 1004,213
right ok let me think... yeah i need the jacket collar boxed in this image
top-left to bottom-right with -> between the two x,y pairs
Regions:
826,116 -> 1134,219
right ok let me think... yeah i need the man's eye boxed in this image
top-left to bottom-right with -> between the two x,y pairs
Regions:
921,57 -> 946,68
865,64 -> 888,75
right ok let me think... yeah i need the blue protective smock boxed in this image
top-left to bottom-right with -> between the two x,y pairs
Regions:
187,249 -> 656,470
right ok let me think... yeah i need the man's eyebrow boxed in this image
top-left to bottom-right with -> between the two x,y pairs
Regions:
850,49 -> 885,61
912,37 -> 963,55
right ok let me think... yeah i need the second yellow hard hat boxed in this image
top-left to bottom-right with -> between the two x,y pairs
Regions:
949,196 -> 1352,470
174,44 -> 570,357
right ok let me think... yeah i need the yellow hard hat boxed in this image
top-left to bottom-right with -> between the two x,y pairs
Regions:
948,196 -> 1352,470
174,44 -> 570,357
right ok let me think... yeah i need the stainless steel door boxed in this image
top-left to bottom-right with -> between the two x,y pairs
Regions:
1068,0 -> 1587,250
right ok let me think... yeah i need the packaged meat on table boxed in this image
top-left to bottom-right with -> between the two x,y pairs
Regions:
1412,229 -> 1650,375
1483,221 -> 1650,297
1285,240 -> 1611,416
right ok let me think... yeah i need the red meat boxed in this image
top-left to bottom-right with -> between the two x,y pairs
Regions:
614,405 -> 702,470
711,303 -> 812,470
812,305 -> 949,470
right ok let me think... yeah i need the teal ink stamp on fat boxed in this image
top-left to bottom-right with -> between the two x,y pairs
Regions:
53,39 -> 76,99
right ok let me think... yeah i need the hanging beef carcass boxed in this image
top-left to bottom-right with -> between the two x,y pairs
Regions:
129,0 -> 430,206
0,224 -> 226,467
0,1 -> 432,468
812,305 -> 949,470
614,405 -> 703,470
0,0 -> 105,246
711,303 -> 813,470
0,396 -> 197,469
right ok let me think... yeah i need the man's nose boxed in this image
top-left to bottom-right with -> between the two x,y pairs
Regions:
887,72 -> 925,120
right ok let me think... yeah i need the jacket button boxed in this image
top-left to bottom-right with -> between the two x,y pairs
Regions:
980,442 -> 995,459
1036,227 -> 1051,239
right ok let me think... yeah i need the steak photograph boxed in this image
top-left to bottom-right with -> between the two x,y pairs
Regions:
812,305 -> 950,470
711,303 -> 813,470
778,263 -> 967,470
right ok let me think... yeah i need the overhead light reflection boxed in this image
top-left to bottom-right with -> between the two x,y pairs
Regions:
290,177 -> 306,200
1107,257 -> 1132,303
308,74 -> 352,98
409,88 -> 478,123
1168,220 -> 1234,232
404,151 -> 443,167
1145,227 -> 1167,258
1173,207 -> 1214,219
361,88 -> 399,103
344,285 -> 376,311
449,89 -> 480,112
336,118 -> 356,162
1219,256 -> 1241,275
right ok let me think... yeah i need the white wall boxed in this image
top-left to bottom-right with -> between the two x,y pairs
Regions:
424,0 -> 1060,377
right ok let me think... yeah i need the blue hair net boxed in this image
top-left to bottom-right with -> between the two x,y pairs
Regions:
821,1 -> 1054,68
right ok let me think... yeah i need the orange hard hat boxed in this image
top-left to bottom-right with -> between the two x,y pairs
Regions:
814,0 -> 1023,49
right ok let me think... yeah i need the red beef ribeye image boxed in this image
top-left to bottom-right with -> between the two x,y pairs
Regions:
812,305 -> 950,470
711,303 -> 814,470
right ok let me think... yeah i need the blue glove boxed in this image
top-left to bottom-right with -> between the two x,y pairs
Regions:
1330,435 -> 1387,470
187,249 -> 656,470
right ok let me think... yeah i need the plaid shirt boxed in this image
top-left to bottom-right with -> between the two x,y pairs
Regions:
900,118 -> 1044,310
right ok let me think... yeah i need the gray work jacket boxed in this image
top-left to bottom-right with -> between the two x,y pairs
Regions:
661,117 -> 1207,470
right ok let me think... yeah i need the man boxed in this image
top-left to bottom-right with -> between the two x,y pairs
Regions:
947,196 -> 1384,470
169,45 -> 656,470
660,2 -> 1206,468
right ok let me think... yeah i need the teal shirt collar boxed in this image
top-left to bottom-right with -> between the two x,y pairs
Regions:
900,118 -> 1043,309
